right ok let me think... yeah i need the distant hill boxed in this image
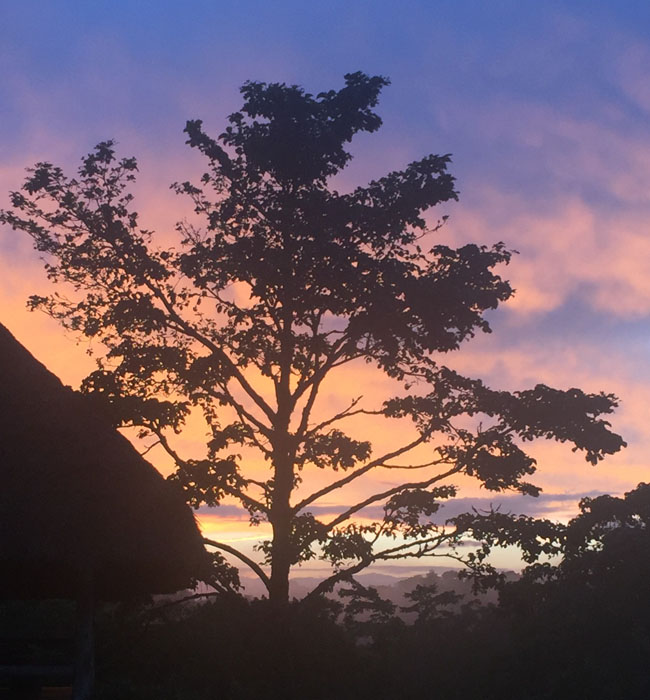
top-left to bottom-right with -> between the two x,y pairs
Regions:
235,568 -> 519,616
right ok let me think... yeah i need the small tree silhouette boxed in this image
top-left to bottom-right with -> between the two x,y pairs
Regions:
1,73 -> 625,605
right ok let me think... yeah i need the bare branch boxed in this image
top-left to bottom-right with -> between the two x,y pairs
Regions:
324,465 -> 461,531
380,459 -> 445,470
292,333 -> 355,405
303,396 -> 372,437
302,531 -> 458,604
148,591 -> 232,615
139,439 -> 161,458
301,559 -> 372,602
369,532 -> 455,560
203,537 -> 271,593
293,432 -> 433,513
147,424 -> 188,470
294,370 -> 328,439
246,477 -> 271,492
200,381 -> 274,446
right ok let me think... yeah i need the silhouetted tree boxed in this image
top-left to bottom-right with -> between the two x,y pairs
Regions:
0,72 -> 625,605
495,482 -> 650,600
478,483 -> 650,699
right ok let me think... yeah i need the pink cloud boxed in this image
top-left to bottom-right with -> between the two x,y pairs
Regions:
441,186 -> 650,317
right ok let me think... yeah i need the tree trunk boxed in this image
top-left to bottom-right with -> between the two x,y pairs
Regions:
269,363 -> 295,607
269,517 -> 292,605
268,496 -> 296,697
269,448 -> 293,606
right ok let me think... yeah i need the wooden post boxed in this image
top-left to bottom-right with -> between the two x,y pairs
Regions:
72,576 -> 94,700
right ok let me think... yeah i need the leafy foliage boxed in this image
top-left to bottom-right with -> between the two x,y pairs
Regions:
0,72 -> 625,602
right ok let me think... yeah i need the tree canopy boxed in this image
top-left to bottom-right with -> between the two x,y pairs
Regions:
0,72 -> 626,604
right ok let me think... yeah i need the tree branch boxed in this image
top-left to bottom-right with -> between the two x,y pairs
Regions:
303,531 -> 457,604
150,424 -> 268,514
292,334 -> 354,405
200,381 -> 274,445
302,397 -> 373,437
293,432 -> 433,513
139,439 -> 161,457
368,532 -> 455,560
301,559 -> 372,602
203,537 -> 271,593
47,194 -> 277,429
148,590 -> 233,615
144,278 -> 278,425
380,459 -> 445,470
324,465 -> 461,530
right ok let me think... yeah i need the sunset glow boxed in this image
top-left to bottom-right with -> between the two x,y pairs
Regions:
2,2 -> 650,575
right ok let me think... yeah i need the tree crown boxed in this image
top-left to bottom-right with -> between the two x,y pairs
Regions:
0,73 -> 626,600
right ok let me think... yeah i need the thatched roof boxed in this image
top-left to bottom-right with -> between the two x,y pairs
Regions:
0,323 -> 208,600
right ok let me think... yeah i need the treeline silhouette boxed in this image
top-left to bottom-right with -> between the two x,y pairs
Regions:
87,539 -> 648,700
92,483 -> 650,699
3,484 -> 649,698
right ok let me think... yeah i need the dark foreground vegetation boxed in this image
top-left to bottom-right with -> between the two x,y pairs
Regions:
5,484 -> 650,700
91,548 -> 650,700
98,481 -> 650,699
6,581 -> 649,700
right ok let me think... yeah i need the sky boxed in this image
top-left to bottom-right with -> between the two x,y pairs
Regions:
2,1 -> 650,574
